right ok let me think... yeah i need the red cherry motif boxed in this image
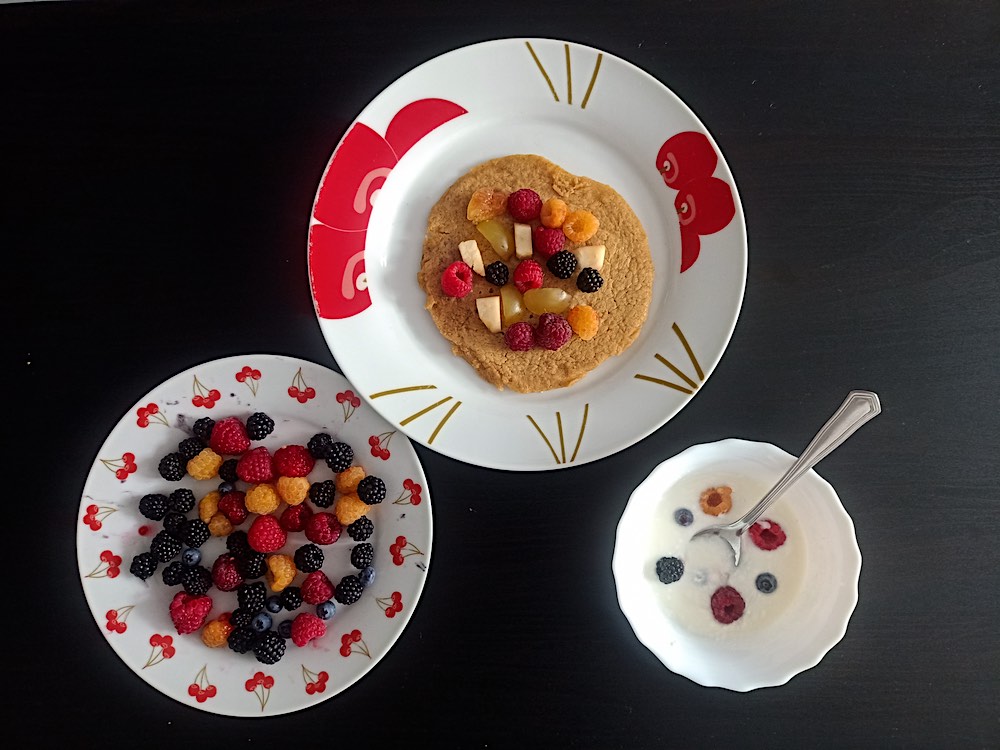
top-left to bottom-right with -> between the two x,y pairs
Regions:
144,634 -> 176,667
136,402 -> 167,427
310,98 -> 467,320
288,368 -> 317,403
188,684 -> 217,702
654,131 -> 736,272
389,535 -> 424,566
83,503 -> 116,531
378,591 -> 404,618
395,479 -> 422,506
192,375 -> 221,409
369,431 -> 394,460
236,366 -> 262,395
87,550 -> 122,579
105,606 -> 133,634
245,672 -> 274,691
338,630 -> 370,658
302,666 -> 329,695
336,390 -> 362,421
100,453 -> 137,482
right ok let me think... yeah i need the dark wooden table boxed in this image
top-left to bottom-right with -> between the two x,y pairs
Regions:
7,1 -> 998,747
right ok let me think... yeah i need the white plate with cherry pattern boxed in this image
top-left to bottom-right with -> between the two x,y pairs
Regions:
307,38 -> 747,471
76,354 -> 432,717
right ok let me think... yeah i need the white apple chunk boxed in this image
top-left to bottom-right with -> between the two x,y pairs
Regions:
476,295 -> 502,333
459,239 -> 486,276
572,244 -> 605,272
514,222 -> 533,259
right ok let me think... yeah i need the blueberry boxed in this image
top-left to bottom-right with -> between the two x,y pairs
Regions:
755,573 -> 778,594
674,508 -> 694,526
181,548 -> 201,567
218,481 -> 235,495
251,612 -> 273,633
265,595 -> 283,614
316,601 -> 336,620
359,566 -> 376,588
277,619 -> 293,639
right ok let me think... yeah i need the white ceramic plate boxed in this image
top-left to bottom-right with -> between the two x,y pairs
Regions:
612,439 -> 862,691
76,355 -> 432,717
307,37 -> 747,471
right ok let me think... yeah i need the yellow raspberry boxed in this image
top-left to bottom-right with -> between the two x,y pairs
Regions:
566,305 -> 599,341
198,491 -> 221,523
276,475 -> 310,506
201,617 -> 233,648
334,492 -> 370,526
265,553 -> 296,592
335,465 -> 366,495
562,209 -> 599,243
187,447 -> 223,480
540,197 -> 568,229
245,483 -> 280,514
700,485 -> 733,516
208,512 -> 233,537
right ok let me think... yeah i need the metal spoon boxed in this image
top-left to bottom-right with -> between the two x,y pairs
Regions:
690,390 -> 881,566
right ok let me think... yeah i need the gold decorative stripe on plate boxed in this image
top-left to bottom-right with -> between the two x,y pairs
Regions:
634,323 -> 704,392
526,42 -> 602,109
368,384 -> 459,444
527,404 -> 590,465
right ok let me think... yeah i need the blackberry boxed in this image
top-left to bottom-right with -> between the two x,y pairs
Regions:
181,547 -> 202,567
227,625 -> 258,655
307,432 -> 335,460
246,412 -> 275,441
129,552 -> 158,580
168,488 -> 196,514
655,556 -> 684,585
192,417 -> 215,443
294,543 -> 325,573
163,511 -> 186,538
546,250 -> 577,279
252,630 -> 286,665
325,442 -> 354,473
316,600 -> 336,620
237,581 -> 267,613
230,608 -> 253,629
277,619 -> 294,639
238,552 -> 267,579
347,516 -> 374,542
157,452 -> 186,481
308,480 -> 336,509
576,267 -> 604,293
177,437 -> 205,461
150,530 -> 182,562
359,566 -> 376,588
356,476 -> 386,505
251,612 -> 273,633
218,458 -> 239,484
178,518 -> 210,548
161,560 -> 186,586
279,586 -> 303,611
334,575 -> 364,605
138,493 -> 169,521
226,530 -> 252,558
673,508 -> 694,527
350,543 -> 374,570
182,565 -> 213,595
756,573 -> 778,594
485,260 -> 510,287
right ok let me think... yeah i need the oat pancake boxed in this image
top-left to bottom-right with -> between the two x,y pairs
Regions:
417,154 -> 654,393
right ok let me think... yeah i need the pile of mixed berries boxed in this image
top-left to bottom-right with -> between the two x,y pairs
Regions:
129,413 -> 382,665
440,185 -> 605,352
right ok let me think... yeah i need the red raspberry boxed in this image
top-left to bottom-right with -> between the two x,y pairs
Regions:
710,586 -> 746,624
279,502 -> 314,533
236,446 -> 274,483
301,570 -> 334,605
513,259 -> 544,294
532,225 -> 565,259
209,417 -> 251,456
535,313 -> 573,351
218,491 -> 248,525
247,514 -> 287,553
273,444 -> 315,478
507,188 -> 542,222
211,553 -> 244,592
504,321 -> 536,351
748,519 -> 787,551
304,512 -> 342,545
290,612 -> 327,647
168,591 -> 213,635
440,261 -> 473,298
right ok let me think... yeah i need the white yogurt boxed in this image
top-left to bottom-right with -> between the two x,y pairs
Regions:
646,470 -> 807,637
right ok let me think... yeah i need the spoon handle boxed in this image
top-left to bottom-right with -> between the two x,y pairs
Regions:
739,390 -> 881,529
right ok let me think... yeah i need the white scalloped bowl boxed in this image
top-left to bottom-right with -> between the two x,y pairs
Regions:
612,438 -> 862,691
